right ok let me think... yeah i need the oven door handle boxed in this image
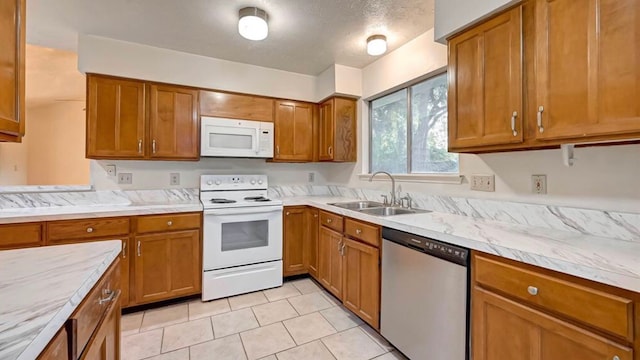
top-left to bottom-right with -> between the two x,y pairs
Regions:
204,206 -> 283,216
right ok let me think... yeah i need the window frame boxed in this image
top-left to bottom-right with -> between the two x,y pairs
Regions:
368,68 -> 457,176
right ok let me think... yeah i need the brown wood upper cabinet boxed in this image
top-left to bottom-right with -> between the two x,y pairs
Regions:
200,90 -> 274,122
448,6 -> 523,150
448,0 -> 640,152
319,97 -> 357,162
0,0 -> 25,142
274,100 -> 315,162
534,0 -> 640,141
148,84 -> 199,159
87,74 -> 200,160
86,75 -> 146,159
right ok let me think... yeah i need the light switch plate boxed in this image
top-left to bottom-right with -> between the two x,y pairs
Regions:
470,174 -> 495,192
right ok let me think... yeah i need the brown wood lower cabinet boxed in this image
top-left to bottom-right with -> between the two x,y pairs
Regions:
318,226 -> 344,299
473,287 -> 633,360
79,290 -> 121,360
134,230 -> 200,304
472,252 -> 639,359
283,207 -> 307,276
305,208 -> 320,279
342,238 -> 380,329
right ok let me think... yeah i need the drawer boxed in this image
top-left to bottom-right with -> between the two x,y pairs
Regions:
474,254 -> 634,340
69,257 -> 120,359
319,211 -> 343,232
344,218 -> 380,247
0,222 -> 43,249
48,218 -> 130,243
136,212 -> 201,234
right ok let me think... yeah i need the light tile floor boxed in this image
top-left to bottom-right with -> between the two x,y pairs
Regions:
121,278 -> 408,360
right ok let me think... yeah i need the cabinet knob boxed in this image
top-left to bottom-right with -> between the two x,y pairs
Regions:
286,212 -> 290,216
167,221 -> 173,226
86,227 -> 94,233
314,214 -> 318,218
613,356 -> 621,360
327,218 -> 332,223
356,229 -> 362,235
527,286 -> 538,296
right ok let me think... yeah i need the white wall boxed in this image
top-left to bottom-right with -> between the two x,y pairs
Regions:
0,133 -> 28,185
434,0 -> 519,42
329,29 -> 640,213
91,158 -> 333,190
78,35 -> 363,103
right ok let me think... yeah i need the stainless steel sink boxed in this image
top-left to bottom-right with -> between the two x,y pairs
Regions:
358,207 -> 431,216
328,201 -> 385,210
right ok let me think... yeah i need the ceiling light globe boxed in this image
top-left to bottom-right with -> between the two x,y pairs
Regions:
238,7 -> 269,41
367,35 -> 387,56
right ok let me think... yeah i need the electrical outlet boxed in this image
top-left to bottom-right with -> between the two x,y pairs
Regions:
105,164 -> 116,177
470,174 -> 495,192
532,175 -> 547,194
308,172 -> 315,183
170,173 -> 180,186
118,173 -> 133,185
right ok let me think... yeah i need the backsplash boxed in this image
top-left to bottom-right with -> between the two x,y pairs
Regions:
270,185 -> 640,243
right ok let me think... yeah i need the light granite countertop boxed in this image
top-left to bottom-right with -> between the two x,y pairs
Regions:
283,196 -> 640,293
0,241 -> 121,360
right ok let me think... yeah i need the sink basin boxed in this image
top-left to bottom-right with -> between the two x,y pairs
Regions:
358,207 -> 431,216
328,201 -> 385,210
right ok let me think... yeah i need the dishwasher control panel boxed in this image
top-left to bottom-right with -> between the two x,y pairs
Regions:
382,227 -> 469,266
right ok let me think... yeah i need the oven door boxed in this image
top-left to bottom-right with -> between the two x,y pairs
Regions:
203,205 -> 283,270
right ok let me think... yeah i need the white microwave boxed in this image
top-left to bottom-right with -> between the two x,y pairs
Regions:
200,117 -> 274,158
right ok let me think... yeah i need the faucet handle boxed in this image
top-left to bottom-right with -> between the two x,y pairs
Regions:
400,194 -> 413,209
380,194 -> 389,205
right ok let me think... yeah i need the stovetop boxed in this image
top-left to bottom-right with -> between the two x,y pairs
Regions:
200,175 -> 283,209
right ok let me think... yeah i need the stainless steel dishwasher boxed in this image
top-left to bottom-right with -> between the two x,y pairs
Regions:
380,227 -> 469,360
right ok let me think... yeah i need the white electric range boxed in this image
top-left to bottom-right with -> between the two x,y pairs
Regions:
200,174 -> 283,301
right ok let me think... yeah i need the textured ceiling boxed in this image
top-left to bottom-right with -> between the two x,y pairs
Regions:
26,0 -> 435,75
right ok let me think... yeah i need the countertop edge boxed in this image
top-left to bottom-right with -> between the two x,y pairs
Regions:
16,241 -> 121,360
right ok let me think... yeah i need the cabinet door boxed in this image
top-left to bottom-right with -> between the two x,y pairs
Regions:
134,230 -> 200,304
535,0 -> 640,140
319,226 -> 343,298
274,100 -> 314,161
332,98 -> 357,162
448,6 -> 523,150
79,290 -> 121,360
283,207 -> 307,276
200,90 -> 274,122
148,84 -> 199,159
305,208 -> 320,279
472,287 -> 633,360
318,99 -> 335,161
0,0 -> 25,142
342,238 -> 380,329
87,75 -> 146,158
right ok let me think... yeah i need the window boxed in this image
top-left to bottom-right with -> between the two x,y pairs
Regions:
370,72 -> 458,174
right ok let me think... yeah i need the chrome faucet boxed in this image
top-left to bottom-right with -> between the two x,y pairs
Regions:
369,171 -> 397,206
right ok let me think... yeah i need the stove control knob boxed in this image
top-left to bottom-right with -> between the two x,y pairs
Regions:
206,181 -> 213,186
215,180 -> 222,185
250,179 -> 256,185
257,179 -> 264,185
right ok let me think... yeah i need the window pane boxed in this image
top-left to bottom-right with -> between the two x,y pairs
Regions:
370,90 -> 408,173
410,73 -> 459,173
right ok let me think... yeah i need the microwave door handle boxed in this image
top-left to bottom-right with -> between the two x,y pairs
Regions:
254,128 -> 260,154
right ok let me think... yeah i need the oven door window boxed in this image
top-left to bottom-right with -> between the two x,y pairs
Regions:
221,220 -> 269,251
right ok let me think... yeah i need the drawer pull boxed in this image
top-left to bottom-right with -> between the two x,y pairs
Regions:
167,220 -> 173,226
327,219 -> 332,223
613,356 -> 621,360
356,229 -> 362,235
98,289 -> 116,305
527,286 -> 539,296
86,227 -> 94,233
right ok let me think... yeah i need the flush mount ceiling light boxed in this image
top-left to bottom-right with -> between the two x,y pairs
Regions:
238,7 -> 269,41
367,35 -> 387,56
